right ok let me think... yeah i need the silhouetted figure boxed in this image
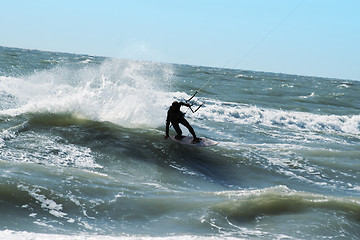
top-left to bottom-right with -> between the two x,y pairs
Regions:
164,101 -> 200,143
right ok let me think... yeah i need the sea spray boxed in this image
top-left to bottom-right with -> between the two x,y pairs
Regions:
0,58 -> 177,128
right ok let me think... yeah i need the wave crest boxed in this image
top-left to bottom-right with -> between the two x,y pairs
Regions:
0,59 -> 175,128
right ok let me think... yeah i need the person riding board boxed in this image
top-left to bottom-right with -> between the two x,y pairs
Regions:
164,101 -> 201,143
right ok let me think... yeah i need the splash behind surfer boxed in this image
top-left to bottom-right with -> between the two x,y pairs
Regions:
164,101 -> 200,143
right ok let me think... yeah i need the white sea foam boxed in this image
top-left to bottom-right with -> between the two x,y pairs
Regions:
0,59 -> 176,128
0,129 -> 102,169
197,99 -> 360,137
18,185 -> 68,218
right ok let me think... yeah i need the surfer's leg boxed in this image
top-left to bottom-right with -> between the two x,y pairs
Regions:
172,122 -> 183,138
179,118 -> 197,139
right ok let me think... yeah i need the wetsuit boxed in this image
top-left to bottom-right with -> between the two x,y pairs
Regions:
165,101 -> 197,139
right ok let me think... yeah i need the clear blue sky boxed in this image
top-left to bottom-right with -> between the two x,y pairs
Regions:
1,0 -> 359,80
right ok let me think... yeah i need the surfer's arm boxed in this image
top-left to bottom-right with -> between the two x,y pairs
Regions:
179,102 -> 191,108
165,112 -> 170,138
165,121 -> 170,138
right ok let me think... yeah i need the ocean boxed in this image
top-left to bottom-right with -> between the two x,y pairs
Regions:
0,46 -> 359,239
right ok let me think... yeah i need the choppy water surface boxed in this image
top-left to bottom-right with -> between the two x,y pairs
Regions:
1,46 -> 360,239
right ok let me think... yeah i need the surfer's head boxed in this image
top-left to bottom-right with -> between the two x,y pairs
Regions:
171,101 -> 181,111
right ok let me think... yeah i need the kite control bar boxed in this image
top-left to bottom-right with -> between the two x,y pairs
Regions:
186,91 -> 198,103
185,91 -> 203,113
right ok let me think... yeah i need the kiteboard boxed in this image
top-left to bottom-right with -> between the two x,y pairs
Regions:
170,135 -> 218,147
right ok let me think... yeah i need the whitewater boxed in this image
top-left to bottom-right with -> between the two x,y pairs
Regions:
0,46 -> 360,239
